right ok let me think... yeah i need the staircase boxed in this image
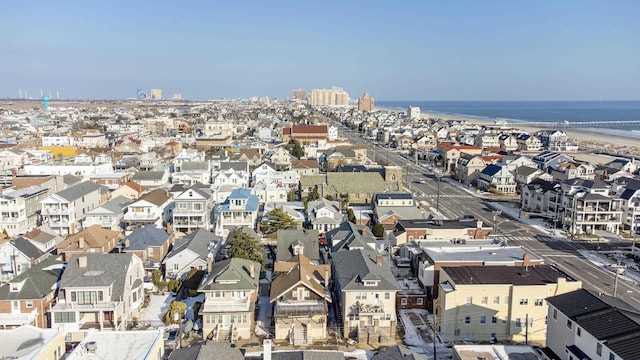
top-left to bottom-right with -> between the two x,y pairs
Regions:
292,324 -> 308,345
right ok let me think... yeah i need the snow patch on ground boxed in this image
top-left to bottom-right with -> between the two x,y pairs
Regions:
139,294 -> 174,327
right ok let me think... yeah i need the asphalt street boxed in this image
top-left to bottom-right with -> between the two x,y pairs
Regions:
338,123 -> 640,309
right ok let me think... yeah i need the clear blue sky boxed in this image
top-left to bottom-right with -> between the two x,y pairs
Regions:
2,1 -> 639,100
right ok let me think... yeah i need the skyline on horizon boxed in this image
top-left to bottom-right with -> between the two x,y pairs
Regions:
2,1 -> 639,101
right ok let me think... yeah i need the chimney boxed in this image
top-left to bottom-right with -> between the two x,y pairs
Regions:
376,254 -> 383,266
324,267 -> 330,286
206,253 -> 214,273
166,223 -> 171,234
263,339 -> 272,360
361,227 -> 367,236
78,236 -> 85,249
476,220 -> 483,229
78,256 -> 87,269
250,263 -> 255,278
523,252 -> 531,266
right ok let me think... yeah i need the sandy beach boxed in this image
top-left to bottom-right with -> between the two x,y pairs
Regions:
421,111 -> 640,156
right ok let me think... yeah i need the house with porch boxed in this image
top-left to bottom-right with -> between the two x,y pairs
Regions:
214,188 -> 259,238
0,256 -> 64,329
123,188 -> 173,232
173,184 -> 214,234
198,258 -> 260,342
331,249 -> 399,346
270,254 -> 332,345
163,229 -> 221,280
83,195 -> 132,231
50,253 -> 145,341
55,224 -> 123,262
40,181 -> 106,235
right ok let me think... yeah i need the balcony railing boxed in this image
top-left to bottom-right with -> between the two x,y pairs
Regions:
0,309 -> 38,326
124,212 -> 159,221
202,299 -> 250,312
52,300 -> 123,312
275,302 -> 326,318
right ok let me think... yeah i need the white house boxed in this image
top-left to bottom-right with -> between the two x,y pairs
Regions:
40,181 -> 105,235
0,186 -> 49,237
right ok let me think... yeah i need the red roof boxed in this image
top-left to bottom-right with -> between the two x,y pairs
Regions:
125,180 -> 145,193
291,125 -> 328,134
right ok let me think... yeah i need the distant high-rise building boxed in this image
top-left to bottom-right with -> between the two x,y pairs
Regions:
172,93 -> 183,100
136,89 -> 147,99
309,87 -> 349,106
149,89 -> 162,100
292,89 -> 307,100
407,106 -> 421,119
358,93 -> 375,112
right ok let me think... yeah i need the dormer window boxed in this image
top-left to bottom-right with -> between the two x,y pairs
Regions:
10,282 -> 21,292
293,244 -> 304,255
364,280 -> 379,287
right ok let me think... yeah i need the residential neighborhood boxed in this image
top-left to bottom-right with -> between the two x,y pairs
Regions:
0,98 -> 638,360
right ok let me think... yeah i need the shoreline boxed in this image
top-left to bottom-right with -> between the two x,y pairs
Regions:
376,107 -> 640,156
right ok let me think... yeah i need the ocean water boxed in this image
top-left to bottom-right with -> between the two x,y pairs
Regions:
376,100 -> 640,139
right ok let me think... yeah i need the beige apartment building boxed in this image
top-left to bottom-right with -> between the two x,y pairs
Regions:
309,88 -> 349,106
149,88 -> 162,100
358,93 -> 375,112
434,265 -> 582,346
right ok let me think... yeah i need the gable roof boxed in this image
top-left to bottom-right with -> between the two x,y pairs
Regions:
276,229 -> 320,262
56,181 -> 103,201
89,195 -> 132,214
57,224 -> 122,251
125,225 -> 170,250
0,256 -> 64,300
137,188 -> 172,206
291,159 -> 319,170
481,164 -> 502,176
123,180 -> 145,193
331,248 -> 399,291
270,254 -> 331,302
198,257 -> 260,292
166,228 -> 220,261
61,253 -> 137,301
22,227 -> 59,245
10,237 -> 46,259
328,221 -> 377,252
326,172 -> 388,195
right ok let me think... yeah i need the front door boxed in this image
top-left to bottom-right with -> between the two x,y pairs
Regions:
11,300 -> 20,314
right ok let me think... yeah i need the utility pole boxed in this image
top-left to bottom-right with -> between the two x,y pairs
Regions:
436,175 -> 441,213
613,259 -> 621,298
493,210 -> 502,236
525,313 -> 529,345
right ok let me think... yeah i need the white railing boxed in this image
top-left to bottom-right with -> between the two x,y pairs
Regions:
202,300 -> 250,312
0,309 -> 38,325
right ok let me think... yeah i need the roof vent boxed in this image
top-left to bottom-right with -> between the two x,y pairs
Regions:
86,341 -> 98,352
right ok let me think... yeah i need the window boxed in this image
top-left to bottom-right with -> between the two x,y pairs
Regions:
417,298 -> 423,306
577,327 -> 581,336
356,292 -> 367,300
54,312 -> 76,323
466,296 -> 473,305
25,300 -> 33,308
71,291 -> 76,302
567,319 -> 572,329
173,264 -> 179,270
534,298 -> 544,306
609,352 -> 616,360
401,298 -> 408,306
493,296 -> 500,304
148,248 -> 154,256
519,298 -> 529,305
553,308 -> 558,320
464,316 -> 471,325
480,316 -> 486,325
515,318 -> 522,328
384,293 -> 390,300
596,343 -> 602,356
481,296 -> 488,304
491,316 -> 498,325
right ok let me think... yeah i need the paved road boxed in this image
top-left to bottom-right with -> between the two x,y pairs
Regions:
337,123 -> 640,309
